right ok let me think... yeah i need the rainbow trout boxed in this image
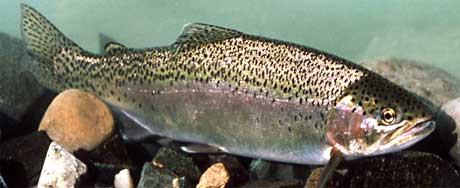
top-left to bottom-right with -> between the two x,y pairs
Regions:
21,4 -> 435,168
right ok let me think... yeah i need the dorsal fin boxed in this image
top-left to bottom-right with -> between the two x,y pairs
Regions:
173,23 -> 243,52
104,42 -> 127,55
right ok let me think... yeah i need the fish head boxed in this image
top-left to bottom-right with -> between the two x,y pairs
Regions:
326,75 -> 435,157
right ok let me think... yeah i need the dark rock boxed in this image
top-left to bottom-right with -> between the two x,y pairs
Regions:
238,179 -> 303,188
0,33 -> 47,121
249,159 -> 310,181
77,161 -> 140,188
360,58 -> 460,107
37,142 -> 87,188
73,133 -> 138,187
441,98 -> 460,164
123,138 -> 162,167
0,131 -> 51,187
137,162 -> 191,188
196,163 -> 230,188
316,151 -> 460,187
0,33 -> 54,140
249,159 -> 271,180
84,133 -> 131,166
153,147 -> 201,181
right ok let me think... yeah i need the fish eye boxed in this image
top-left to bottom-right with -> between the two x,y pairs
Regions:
381,107 -> 396,125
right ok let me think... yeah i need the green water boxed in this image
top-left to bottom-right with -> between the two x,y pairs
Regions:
1,1 -> 460,77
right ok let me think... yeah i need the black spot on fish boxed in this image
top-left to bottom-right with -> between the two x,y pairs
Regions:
320,112 -> 325,121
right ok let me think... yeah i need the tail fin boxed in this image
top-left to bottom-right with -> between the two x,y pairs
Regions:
20,4 -> 83,90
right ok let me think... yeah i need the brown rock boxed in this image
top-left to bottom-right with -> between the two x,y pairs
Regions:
209,155 -> 249,185
197,163 -> 230,188
39,89 -> 114,152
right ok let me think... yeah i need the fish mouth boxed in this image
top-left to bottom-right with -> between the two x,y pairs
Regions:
385,118 -> 435,151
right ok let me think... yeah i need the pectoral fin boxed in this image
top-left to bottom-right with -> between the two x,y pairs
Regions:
314,148 -> 343,188
180,144 -> 227,154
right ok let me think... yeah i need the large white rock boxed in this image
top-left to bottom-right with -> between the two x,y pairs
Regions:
37,142 -> 87,188
114,169 -> 134,188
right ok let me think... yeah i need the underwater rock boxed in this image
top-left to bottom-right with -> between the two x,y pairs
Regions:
360,58 -> 460,106
84,133 -> 131,166
152,147 -> 201,181
114,169 -> 134,188
0,33 -> 53,140
208,155 -> 249,185
0,131 -> 51,187
441,98 -> 460,164
78,161 -> 139,188
238,179 -> 303,188
137,162 -> 190,188
39,89 -> 114,152
37,142 -> 87,188
71,133 -> 137,187
0,33 -> 47,121
196,163 -> 230,188
249,159 -> 309,181
249,159 -> 272,180
315,151 -> 460,187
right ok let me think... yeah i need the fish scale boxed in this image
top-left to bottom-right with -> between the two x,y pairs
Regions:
21,4 -> 435,166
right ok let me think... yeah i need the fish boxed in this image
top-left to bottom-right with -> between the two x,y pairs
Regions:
21,4 -> 435,185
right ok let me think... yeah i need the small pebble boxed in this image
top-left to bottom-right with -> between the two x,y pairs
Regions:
39,89 -> 114,152
197,163 -> 230,188
114,169 -> 134,188
37,142 -> 87,188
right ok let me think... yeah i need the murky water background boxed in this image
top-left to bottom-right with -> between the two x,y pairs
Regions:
1,0 -> 460,77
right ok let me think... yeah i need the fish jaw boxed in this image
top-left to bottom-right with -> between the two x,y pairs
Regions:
372,118 -> 435,156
